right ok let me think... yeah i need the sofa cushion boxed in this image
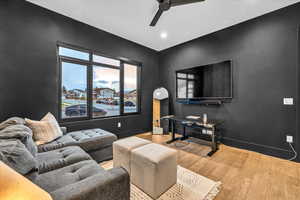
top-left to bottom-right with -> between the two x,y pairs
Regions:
0,125 -> 37,157
39,129 -> 117,152
50,167 -> 130,200
34,160 -> 107,192
37,146 -> 92,173
0,139 -> 38,175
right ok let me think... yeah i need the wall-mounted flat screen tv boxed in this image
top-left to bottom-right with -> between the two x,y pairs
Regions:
176,60 -> 232,100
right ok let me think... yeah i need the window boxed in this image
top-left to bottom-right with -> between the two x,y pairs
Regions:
93,66 -> 120,117
59,47 -> 89,61
58,44 -> 141,121
61,62 -> 88,118
93,54 -> 120,66
124,64 -> 138,113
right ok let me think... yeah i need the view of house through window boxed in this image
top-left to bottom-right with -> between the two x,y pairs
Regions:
93,66 -> 120,117
59,44 -> 141,120
61,62 -> 88,118
124,63 -> 138,113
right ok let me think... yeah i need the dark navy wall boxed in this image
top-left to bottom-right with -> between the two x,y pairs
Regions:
0,0 -> 159,137
158,3 -> 300,160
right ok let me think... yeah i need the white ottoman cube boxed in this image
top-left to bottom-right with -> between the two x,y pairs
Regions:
131,143 -> 177,199
113,137 -> 151,174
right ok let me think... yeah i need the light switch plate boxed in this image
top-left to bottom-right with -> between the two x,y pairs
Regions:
283,98 -> 293,105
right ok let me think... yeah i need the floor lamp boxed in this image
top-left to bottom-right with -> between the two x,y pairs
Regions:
152,87 -> 169,134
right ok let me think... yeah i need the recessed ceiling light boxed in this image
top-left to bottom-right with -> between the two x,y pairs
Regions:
160,32 -> 168,39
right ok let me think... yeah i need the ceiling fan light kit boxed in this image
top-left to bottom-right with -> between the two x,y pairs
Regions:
150,0 -> 205,26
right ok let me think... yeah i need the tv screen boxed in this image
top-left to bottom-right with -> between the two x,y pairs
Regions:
176,60 -> 232,99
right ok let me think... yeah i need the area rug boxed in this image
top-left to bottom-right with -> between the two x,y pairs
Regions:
100,161 -> 221,200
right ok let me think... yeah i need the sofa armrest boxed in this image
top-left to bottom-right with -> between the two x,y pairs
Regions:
60,127 -> 67,135
50,167 -> 130,200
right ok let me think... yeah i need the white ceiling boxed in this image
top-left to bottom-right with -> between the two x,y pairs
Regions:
27,0 -> 300,51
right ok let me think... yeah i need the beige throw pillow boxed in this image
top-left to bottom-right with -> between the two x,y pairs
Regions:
25,113 -> 62,145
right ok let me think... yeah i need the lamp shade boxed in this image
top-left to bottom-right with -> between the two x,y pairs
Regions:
153,87 -> 169,100
0,161 -> 52,200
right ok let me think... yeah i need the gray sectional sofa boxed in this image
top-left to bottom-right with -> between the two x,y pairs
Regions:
38,128 -> 118,163
0,117 -> 130,200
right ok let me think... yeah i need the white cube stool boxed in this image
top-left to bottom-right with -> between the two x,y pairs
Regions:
131,143 -> 177,199
113,137 -> 151,174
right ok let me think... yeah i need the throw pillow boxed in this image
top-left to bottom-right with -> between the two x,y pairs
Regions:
41,112 -> 62,133
25,113 -> 62,145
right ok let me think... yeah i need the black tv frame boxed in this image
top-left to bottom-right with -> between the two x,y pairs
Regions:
175,60 -> 233,102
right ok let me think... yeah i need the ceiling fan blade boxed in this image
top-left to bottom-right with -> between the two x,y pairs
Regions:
150,9 -> 164,26
170,0 -> 205,7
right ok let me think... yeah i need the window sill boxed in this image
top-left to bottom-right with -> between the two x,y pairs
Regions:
60,113 -> 141,125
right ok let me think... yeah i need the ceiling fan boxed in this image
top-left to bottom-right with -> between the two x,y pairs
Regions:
150,0 -> 205,27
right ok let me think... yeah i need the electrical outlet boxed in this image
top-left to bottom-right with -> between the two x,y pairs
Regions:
117,122 -> 121,128
286,135 -> 293,143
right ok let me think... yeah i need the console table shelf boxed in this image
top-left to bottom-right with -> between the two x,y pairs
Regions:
162,116 -> 223,156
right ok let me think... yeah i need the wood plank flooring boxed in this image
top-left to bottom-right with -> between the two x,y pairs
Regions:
137,133 -> 300,200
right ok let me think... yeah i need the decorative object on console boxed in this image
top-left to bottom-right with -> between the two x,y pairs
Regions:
186,115 -> 201,120
153,87 -> 169,135
0,161 -> 53,200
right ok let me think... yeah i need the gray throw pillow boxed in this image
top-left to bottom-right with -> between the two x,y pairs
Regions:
0,117 -> 26,131
0,139 -> 38,175
0,125 -> 37,157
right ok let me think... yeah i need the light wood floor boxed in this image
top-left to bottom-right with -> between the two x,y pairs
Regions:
137,133 -> 300,200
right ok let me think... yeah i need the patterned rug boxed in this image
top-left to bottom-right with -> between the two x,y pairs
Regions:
101,161 -> 221,200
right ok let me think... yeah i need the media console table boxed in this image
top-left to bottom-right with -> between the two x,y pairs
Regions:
162,116 -> 223,156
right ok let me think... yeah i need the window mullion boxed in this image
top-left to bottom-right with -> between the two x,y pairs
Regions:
186,79 -> 188,98
87,53 -> 93,119
137,65 -> 142,113
120,61 -> 125,115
